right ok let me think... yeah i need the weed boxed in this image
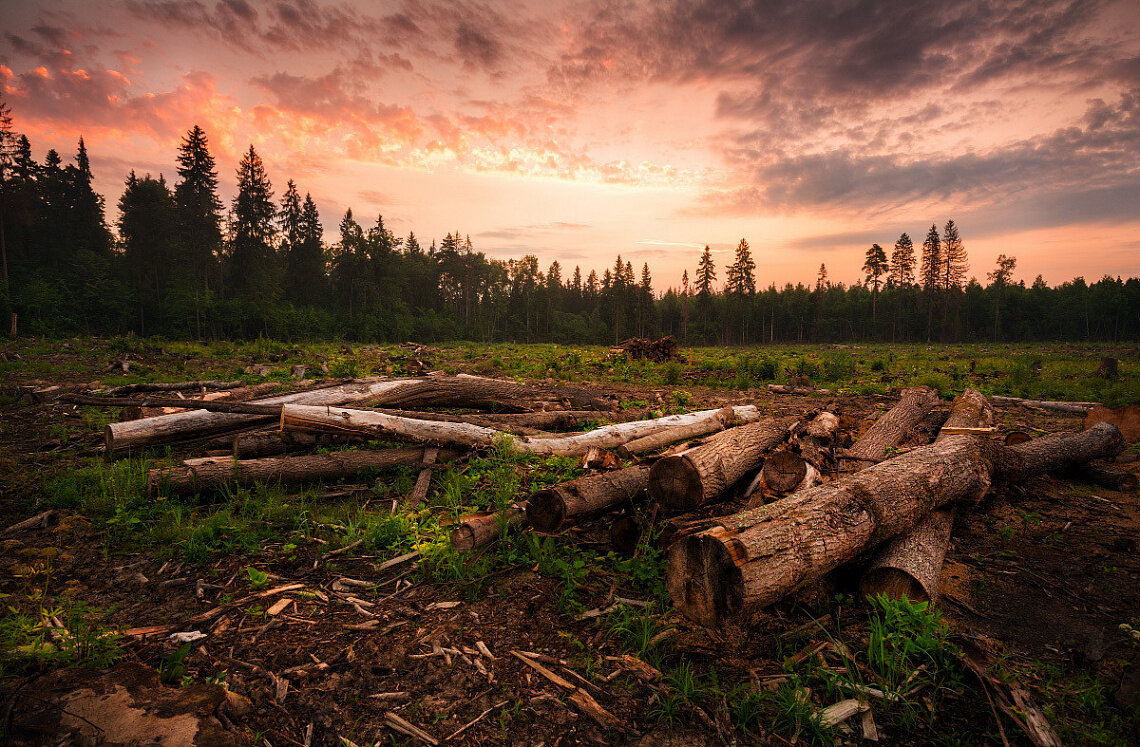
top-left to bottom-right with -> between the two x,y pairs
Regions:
245,567 -> 270,590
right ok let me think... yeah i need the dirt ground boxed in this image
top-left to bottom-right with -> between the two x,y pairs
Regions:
1,342 -> 1138,746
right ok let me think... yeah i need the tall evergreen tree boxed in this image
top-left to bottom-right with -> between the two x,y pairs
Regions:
0,95 -> 15,290
174,125 -> 223,293
285,192 -> 325,306
696,245 -> 716,296
279,179 -> 302,249
863,243 -> 888,322
889,233 -> 915,287
988,254 -> 1016,340
228,144 -> 277,301
118,173 -> 177,333
920,223 -> 941,341
941,219 -> 967,290
727,238 -> 756,295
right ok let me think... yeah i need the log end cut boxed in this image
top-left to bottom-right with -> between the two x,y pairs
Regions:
762,451 -> 808,494
648,456 -> 703,511
526,489 -> 567,534
666,533 -> 744,628
450,524 -> 478,553
858,568 -> 931,605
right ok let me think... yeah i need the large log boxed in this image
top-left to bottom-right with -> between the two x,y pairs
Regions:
844,387 -> 939,465
859,389 -> 994,603
104,378 -> 423,454
617,407 -> 743,456
526,466 -> 649,533
666,422 -> 1125,626
648,417 -> 799,512
104,380 -> 247,396
369,375 -> 612,412
280,404 -> 763,457
147,447 -> 450,497
990,395 -> 1100,414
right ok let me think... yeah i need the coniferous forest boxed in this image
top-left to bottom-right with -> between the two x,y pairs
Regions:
2,112 -> 1138,344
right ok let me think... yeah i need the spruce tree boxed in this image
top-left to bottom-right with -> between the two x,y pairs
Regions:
118,173 -> 177,333
285,191 -> 325,306
0,96 -> 14,289
279,180 -> 302,249
890,233 -> 915,287
920,224 -> 941,341
696,245 -> 716,296
228,144 -> 277,301
174,125 -> 223,293
726,238 -> 756,295
941,219 -> 967,290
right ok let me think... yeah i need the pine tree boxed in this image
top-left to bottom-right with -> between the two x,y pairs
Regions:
920,223 -> 941,341
863,243 -> 888,322
726,238 -> 756,295
228,144 -> 277,301
66,137 -> 112,258
889,233 -> 915,287
279,180 -> 302,249
405,231 -> 422,254
696,245 -> 716,296
941,219 -> 967,290
988,254 -> 1016,341
174,125 -> 223,293
816,263 -> 828,291
0,95 -> 15,289
285,191 -> 325,306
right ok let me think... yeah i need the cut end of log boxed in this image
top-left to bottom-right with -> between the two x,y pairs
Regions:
525,489 -> 566,534
648,456 -> 703,511
762,451 -> 808,494
666,534 -> 744,628
609,516 -> 641,555
450,525 -> 478,553
1004,431 -> 1032,446
858,568 -> 931,605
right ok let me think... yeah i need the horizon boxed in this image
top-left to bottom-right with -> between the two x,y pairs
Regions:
3,0 -> 1139,289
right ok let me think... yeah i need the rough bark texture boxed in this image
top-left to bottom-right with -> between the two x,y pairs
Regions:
761,451 -> 808,494
648,416 -> 798,512
104,378 -> 423,454
104,380 -> 246,396
1061,463 -> 1139,492
666,422 -> 1124,626
526,466 -> 649,533
148,447 -> 447,497
282,404 -> 762,457
232,430 -> 357,459
990,395 -> 1100,414
450,507 -> 525,551
859,388 -> 994,603
845,387 -> 939,464
368,375 -> 612,412
618,407 -> 743,457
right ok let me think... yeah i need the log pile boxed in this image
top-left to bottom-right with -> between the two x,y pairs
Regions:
611,336 -> 679,362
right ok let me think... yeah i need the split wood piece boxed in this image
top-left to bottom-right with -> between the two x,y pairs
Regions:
788,411 -> 840,476
383,712 -> 439,746
368,375 -> 611,413
845,387 -> 939,464
1059,463 -> 1139,492
509,651 -> 624,732
860,388 -> 994,604
617,406 -> 748,457
104,380 -> 245,396
147,448 -> 451,497
526,466 -> 649,533
189,582 -> 305,624
2,509 -> 61,536
648,416 -> 799,511
104,377 -> 424,454
767,384 -> 832,395
450,506 -> 526,551
666,422 -> 1125,626
281,404 -> 762,457
406,447 -> 439,505
990,395 -> 1100,414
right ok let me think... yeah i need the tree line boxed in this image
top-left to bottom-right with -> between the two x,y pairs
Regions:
1,105 -> 1138,344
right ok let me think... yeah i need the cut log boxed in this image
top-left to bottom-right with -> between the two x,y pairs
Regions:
232,430 -> 358,459
648,416 -> 798,512
767,384 -> 832,395
104,380 -> 246,396
450,507 -> 525,551
1059,463 -> 1139,492
666,422 -> 1125,626
859,389 -> 993,604
281,404 -> 763,457
526,466 -> 649,533
609,516 -> 641,555
761,451 -> 808,494
147,447 -> 451,497
1004,431 -> 1033,446
844,387 -> 938,465
104,378 -> 424,454
617,406 -> 743,457
369,375 -> 612,412
990,396 -> 1100,414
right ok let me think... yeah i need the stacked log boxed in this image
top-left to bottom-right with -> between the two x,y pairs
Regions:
612,336 -> 679,362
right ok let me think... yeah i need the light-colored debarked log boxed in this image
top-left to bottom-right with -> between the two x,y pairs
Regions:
990,395 -> 1100,414
370,374 -> 612,412
526,466 -> 649,533
105,377 -> 424,454
280,404 -> 762,457
665,422 -> 1124,626
147,447 -> 449,497
844,387 -> 939,465
450,506 -> 526,551
647,416 -> 799,512
618,406 -> 751,457
859,388 -> 993,604
767,384 -> 832,395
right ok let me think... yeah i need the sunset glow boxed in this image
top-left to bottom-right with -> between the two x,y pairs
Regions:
3,0 -> 1139,288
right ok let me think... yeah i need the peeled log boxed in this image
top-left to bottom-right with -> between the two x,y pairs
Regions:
148,448 -> 447,497
845,387 -> 939,465
618,407 -> 743,457
281,404 -> 763,457
105,378 -> 423,454
526,466 -> 649,533
648,417 -> 798,512
859,389 -> 993,604
666,423 -> 1124,626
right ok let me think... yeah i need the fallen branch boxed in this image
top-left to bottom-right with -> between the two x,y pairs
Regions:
103,380 -> 246,396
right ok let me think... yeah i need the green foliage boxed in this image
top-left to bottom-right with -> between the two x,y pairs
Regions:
0,601 -> 124,676
159,642 -> 193,685
245,567 -> 270,590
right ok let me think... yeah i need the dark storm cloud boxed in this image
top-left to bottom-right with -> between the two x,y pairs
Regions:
455,23 -> 501,70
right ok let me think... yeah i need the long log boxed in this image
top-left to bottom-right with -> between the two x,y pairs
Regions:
369,375 -> 611,412
104,378 -> 424,454
617,407 -> 742,457
104,380 -> 246,396
1060,463 -> 1139,492
280,404 -> 763,457
859,389 -> 994,603
147,447 -> 451,497
232,430 -> 358,459
844,387 -> 939,465
648,416 -> 799,512
666,422 -> 1125,626
990,395 -> 1099,414
526,466 -> 649,533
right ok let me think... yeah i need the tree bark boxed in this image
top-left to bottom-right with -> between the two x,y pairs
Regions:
618,406 -> 748,457
526,466 -> 649,533
450,507 -> 525,551
648,416 -> 799,512
368,375 -> 612,412
147,447 -> 450,497
859,388 -> 993,604
104,378 -> 424,454
990,395 -> 1100,414
767,384 -> 832,395
104,380 -> 246,396
281,404 -> 763,457
666,422 -> 1124,626
232,430 -> 358,459
844,387 -> 939,465
1060,463 -> 1139,492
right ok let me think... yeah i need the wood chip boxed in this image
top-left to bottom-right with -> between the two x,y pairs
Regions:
266,598 -> 292,616
383,712 -> 439,746
820,699 -> 868,727
861,709 -> 879,741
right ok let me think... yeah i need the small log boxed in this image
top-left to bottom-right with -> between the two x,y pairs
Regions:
526,466 -> 649,533
232,430 -> 358,459
845,387 -> 938,465
991,395 -> 1100,414
148,448 -> 452,497
761,451 -> 808,494
104,380 -> 245,396
450,507 -> 525,551
648,416 -> 798,511
609,516 -> 641,555
407,447 -> 439,504
1059,463 -> 1138,492
618,406 -> 742,457
666,422 -> 1124,626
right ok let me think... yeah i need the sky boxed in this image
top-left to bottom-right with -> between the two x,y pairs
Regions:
2,0 -> 1140,290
